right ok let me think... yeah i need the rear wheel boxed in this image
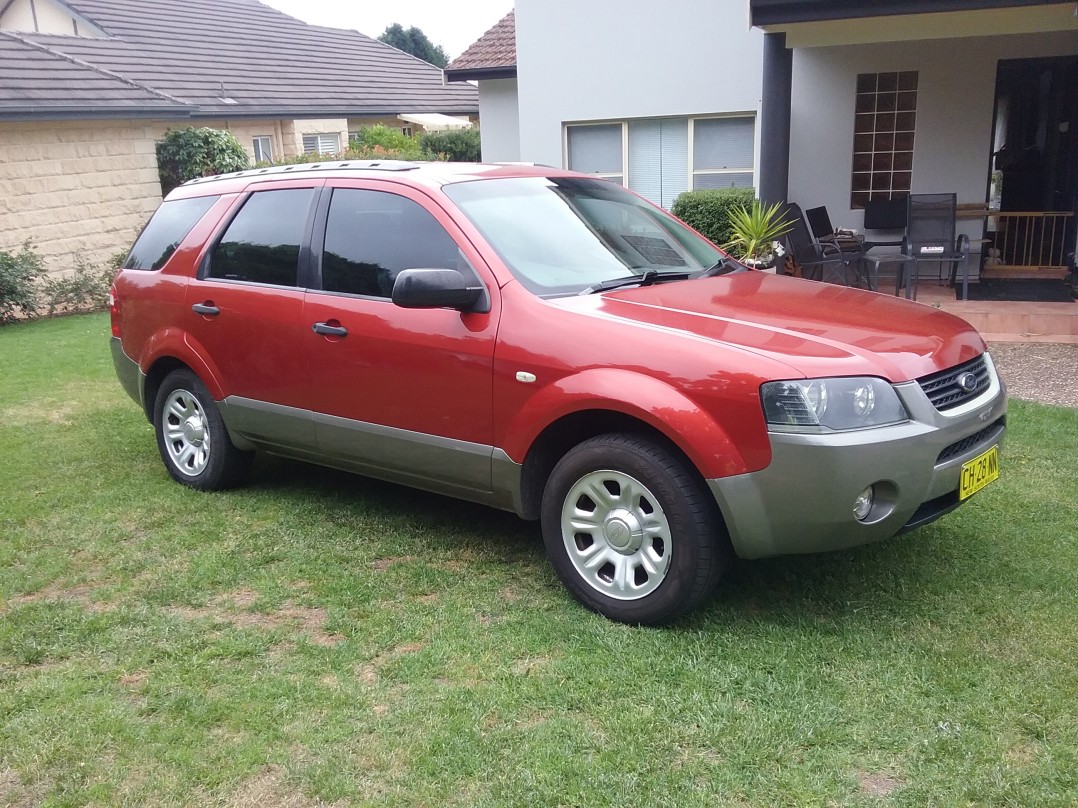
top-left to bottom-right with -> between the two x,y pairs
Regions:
154,369 -> 252,490
541,433 -> 725,625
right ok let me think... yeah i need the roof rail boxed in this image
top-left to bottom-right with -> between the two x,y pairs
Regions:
182,159 -> 423,186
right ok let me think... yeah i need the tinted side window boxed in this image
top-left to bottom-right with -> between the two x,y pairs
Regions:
321,189 -> 464,298
209,188 -> 315,286
125,196 -> 218,270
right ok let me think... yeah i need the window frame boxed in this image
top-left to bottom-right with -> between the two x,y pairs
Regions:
302,132 -> 342,155
563,113 -> 757,205
252,136 -> 273,163
850,70 -> 918,209
199,183 -> 323,289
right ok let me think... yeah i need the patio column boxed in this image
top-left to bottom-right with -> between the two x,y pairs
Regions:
759,32 -> 792,207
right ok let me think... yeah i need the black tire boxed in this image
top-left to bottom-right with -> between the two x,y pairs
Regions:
541,433 -> 726,625
153,369 -> 252,490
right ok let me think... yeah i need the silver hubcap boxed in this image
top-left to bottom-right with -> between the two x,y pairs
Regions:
561,469 -> 672,600
162,388 -> 211,476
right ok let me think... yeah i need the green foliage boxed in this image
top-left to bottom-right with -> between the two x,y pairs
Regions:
723,199 -> 795,263
155,127 -> 251,196
419,127 -> 481,162
378,23 -> 449,68
0,241 -> 122,324
349,125 -> 427,159
0,241 -> 46,324
38,254 -> 115,317
670,187 -> 756,248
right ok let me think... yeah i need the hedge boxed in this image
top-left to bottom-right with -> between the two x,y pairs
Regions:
670,187 -> 756,248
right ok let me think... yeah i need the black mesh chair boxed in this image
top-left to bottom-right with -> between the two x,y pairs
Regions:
783,203 -> 858,286
907,193 -> 971,299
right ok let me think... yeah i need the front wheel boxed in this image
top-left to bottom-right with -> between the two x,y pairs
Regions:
541,433 -> 726,625
153,369 -> 252,490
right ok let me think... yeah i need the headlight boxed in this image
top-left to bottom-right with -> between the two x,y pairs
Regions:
761,377 -> 908,431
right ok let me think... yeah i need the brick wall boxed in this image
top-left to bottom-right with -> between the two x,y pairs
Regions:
0,119 -> 166,274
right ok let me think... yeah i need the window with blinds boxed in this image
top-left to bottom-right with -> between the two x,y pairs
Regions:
302,133 -> 341,155
565,115 -> 755,209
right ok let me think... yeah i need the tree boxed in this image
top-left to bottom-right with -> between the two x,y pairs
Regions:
378,23 -> 448,68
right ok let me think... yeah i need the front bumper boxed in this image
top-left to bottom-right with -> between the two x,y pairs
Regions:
710,355 -> 1007,559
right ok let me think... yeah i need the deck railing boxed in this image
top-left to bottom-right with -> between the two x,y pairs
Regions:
989,211 -> 1075,270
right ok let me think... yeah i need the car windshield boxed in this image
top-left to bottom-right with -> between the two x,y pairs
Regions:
443,176 -> 727,296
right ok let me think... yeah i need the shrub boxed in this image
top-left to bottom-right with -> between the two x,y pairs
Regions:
350,125 -> 427,159
156,127 -> 250,195
670,187 -> 756,247
0,241 -> 46,324
38,254 -> 115,316
418,128 -> 481,162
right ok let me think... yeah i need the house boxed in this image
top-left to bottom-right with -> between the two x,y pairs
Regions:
450,1 -> 1078,286
0,0 -> 478,271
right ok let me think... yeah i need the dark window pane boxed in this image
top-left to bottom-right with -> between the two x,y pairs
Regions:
876,92 -> 897,113
852,153 -> 873,172
875,112 -> 896,132
873,153 -> 894,172
893,171 -> 913,191
898,71 -> 918,91
855,94 -> 876,114
321,189 -> 463,298
854,113 -> 875,134
854,133 -> 874,153
209,188 -> 314,286
894,151 -> 914,171
851,191 -> 871,209
852,173 -> 872,192
126,196 -> 218,271
872,173 -> 892,192
894,132 -> 916,151
895,112 -> 917,132
878,73 -> 898,92
897,91 -> 918,112
874,133 -> 895,152
856,74 -> 877,94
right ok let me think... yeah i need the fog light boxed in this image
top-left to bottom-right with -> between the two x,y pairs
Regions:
853,486 -> 875,521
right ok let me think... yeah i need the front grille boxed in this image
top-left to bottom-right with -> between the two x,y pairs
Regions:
917,354 -> 991,411
936,417 -> 1005,464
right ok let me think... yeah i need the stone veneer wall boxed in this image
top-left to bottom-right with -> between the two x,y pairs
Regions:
0,118 -> 166,274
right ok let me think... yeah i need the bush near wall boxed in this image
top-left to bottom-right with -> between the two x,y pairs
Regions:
419,128 -> 481,162
156,127 -> 251,195
671,187 -> 756,248
0,241 -> 121,324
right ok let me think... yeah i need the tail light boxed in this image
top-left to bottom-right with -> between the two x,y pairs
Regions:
108,286 -> 121,338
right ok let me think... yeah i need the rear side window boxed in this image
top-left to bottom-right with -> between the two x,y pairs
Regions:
208,188 -> 316,286
321,188 -> 464,298
125,196 -> 218,270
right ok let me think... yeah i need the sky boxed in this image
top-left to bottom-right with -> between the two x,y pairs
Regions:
260,0 -> 513,60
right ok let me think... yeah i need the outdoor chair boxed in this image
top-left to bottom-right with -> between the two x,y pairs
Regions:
906,193 -> 971,299
783,203 -> 859,287
805,205 -> 866,260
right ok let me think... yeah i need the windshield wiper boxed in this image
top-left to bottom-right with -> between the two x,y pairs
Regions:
692,256 -> 743,279
578,269 -> 692,295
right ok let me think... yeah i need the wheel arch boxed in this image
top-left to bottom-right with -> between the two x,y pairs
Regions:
138,328 -> 226,421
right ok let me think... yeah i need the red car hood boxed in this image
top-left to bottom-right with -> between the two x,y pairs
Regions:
550,272 -> 986,383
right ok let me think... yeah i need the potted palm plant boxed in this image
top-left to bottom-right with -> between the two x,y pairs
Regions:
723,199 -> 794,269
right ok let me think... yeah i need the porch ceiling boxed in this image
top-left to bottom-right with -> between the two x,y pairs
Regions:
752,2 -> 1078,47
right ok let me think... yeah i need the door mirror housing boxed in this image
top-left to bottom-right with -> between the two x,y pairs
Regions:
391,268 -> 487,312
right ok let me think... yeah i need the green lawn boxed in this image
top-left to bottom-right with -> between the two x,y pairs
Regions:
1,313 -> 1076,807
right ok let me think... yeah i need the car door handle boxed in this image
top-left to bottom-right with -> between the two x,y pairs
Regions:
191,303 -> 220,316
312,322 -> 348,337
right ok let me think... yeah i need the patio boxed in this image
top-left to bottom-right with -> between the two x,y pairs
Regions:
914,282 -> 1077,343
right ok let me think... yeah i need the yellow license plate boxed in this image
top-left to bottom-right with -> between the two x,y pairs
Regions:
960,445 -> 999,500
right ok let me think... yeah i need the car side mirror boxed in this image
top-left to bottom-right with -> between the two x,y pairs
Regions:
391,268 -> 487,312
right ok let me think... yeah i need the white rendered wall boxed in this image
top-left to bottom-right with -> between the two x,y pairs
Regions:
788,30 -> 1078,243
515,0 -> 765,167
478,78 -> 521,162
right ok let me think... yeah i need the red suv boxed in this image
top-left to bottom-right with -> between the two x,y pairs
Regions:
110,161 -> 1006,624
